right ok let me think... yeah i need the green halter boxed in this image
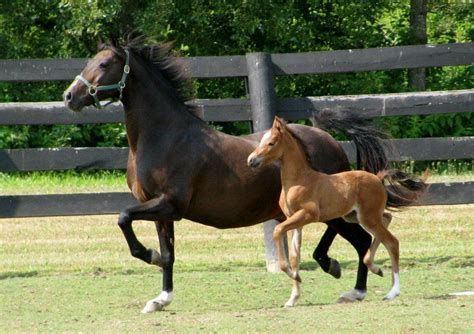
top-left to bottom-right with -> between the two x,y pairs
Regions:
75,49 -> 130,109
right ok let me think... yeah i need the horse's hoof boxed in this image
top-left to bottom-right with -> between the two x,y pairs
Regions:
141,300 -> 165,313
337,289 -> 367,303
328,259 -> 341,279
141,291 -> 173,313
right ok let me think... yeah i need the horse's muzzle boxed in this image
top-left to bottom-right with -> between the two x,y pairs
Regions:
63,90 -> 84,112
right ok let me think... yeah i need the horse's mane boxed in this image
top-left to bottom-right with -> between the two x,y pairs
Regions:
102,34 -> 201,118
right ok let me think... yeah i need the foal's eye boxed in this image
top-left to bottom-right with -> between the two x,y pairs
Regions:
99,62 -> 109,69
268,142 -> 275,147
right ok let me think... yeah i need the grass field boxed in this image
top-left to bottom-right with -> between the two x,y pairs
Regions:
0,172 -> 473,332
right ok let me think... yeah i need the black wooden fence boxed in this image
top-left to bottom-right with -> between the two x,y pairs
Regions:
1,42 -> 473,219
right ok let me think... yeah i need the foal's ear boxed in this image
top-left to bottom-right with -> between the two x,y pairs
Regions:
273,116 -> 286,132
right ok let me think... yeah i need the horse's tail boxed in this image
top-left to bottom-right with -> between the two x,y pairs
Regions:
377,169 -> 429,209
312,109 -> 392,173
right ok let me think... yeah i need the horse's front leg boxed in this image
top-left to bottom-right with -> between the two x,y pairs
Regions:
117,194 -> 181,312
142,221 -> 175,313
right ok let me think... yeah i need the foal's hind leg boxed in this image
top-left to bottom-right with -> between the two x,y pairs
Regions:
285,228 -> 302,307
363,212 -> 392,277
360,213 -> 400,301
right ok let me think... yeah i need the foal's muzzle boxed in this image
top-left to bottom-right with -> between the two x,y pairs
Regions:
247,155 -> 262,169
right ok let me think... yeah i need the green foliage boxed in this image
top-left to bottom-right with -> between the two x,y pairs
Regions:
0,1 -> 472,152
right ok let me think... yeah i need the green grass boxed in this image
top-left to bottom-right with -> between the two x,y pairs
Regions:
0,170 -> 472,195
0,171 -> 129,195
1,204 -> 473,333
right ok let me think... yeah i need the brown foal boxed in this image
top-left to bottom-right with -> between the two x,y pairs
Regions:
247,117 -> 427,306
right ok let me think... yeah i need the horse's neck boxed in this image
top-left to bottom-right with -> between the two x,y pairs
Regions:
121,76 -> 196,153
280,133 -> 318,186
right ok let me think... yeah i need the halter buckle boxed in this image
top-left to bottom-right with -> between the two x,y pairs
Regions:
88,86 -> 97,96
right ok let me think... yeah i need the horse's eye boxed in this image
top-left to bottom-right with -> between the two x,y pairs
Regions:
99,62 -> 109,69
268,142 -> 275,147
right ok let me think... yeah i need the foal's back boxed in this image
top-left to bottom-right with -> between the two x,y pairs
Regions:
306,170 -> 387,222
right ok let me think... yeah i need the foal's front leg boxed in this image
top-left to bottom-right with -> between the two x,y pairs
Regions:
285,227 -> 302,307
273,210 -> 315,306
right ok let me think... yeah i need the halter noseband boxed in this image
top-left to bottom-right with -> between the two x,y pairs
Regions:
75,49 -> 130,109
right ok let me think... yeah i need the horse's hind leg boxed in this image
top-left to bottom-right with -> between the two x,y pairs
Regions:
285,228 -> 302,307
313,226 -> 341,279
325,218 -> 372,303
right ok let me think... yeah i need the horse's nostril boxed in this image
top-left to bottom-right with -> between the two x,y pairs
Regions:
66,91 -> 72,101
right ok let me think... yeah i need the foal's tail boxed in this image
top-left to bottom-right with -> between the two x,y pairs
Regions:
378,169 -> 429,209
312,109 -> 392,173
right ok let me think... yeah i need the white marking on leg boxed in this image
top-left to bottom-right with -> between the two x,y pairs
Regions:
384,272 -> 400,300
141,291 -> 174,313
285,281 -> 301,307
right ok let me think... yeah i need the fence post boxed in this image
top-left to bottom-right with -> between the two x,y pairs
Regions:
245,52 -> 286,273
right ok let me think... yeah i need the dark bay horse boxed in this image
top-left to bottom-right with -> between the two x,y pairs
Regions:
63,37 -> 390,312
248,117 -> 427,305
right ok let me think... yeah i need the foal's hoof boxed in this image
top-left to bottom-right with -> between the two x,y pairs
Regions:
328,259 -> 341,279
376,268 -> 384,277
383,291 -> 400,301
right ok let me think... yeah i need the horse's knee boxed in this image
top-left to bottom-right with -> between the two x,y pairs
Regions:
160,252 -> 175,268
118,211 -> 131,229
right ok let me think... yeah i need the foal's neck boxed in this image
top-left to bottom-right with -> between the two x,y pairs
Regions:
280,131 -> 315,183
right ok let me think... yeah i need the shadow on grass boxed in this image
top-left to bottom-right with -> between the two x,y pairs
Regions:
0,271 -> 39,280
300,255 -> 474,272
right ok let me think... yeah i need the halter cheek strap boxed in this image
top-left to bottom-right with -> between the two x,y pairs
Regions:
75,49 -> 130,109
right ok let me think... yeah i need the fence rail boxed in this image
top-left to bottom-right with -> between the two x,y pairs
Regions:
1,137 -> 472,173
1,180 -> 472,219
1,89 -> 472,125
1,43 -> 473,81
1,42 -> 473,221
